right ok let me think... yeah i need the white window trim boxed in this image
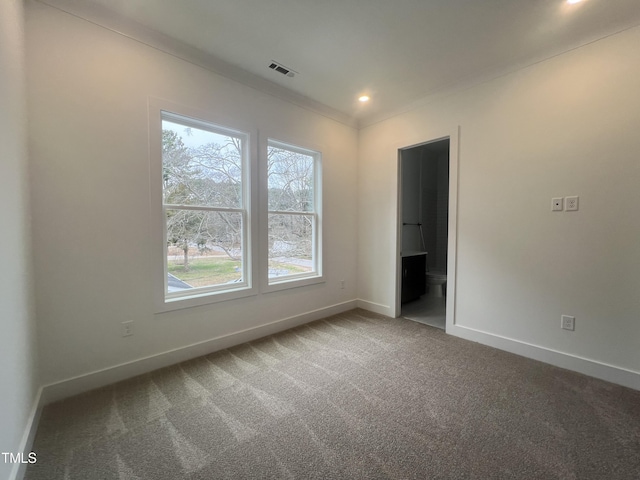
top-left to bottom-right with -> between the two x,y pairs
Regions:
149,98 -> 258,312
260,136 -> 324,294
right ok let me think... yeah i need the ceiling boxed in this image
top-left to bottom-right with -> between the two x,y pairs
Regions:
41,0 -> 640,126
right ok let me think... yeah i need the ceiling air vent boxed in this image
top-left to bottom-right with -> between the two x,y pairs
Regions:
269,61 -> 295,78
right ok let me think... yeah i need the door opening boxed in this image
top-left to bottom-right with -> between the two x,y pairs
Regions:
397,138 -> 450,330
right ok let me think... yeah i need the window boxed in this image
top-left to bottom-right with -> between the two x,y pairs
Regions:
267,140 -> 322,285
151,102 -> 322,309
160,111 -> 251,303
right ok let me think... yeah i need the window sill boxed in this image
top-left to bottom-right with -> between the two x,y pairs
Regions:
156,285 -> 257,313
263,274 -> 325,294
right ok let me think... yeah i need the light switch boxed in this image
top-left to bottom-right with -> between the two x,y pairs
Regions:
551,197 -> 564,211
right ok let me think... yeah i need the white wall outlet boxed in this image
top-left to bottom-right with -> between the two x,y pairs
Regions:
561,315 -> 575,331
566,196 -> 579,211
340,280 -> 345,289
551,197 -> 564,211
121,321 -> 134,337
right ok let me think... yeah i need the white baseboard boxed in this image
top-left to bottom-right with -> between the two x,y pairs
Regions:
9,387 -> 43,480
356,299 -> 392,317
316,301 -> 640,391
450,324 -> 640,391
41,300 -> 358,404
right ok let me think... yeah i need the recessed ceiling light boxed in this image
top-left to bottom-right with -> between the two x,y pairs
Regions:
567,0 -> 583,4
358,95 -> 370,102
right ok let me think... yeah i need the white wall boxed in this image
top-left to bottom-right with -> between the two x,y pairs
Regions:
358,25 -> 640,387
0,0 -> 39,478
26,2 -> 358,394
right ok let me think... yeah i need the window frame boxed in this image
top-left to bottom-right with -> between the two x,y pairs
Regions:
150,99 -> 258,312
261,137 -> 324,292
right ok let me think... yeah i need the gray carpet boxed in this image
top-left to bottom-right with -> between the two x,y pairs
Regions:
26,309 -> 640,479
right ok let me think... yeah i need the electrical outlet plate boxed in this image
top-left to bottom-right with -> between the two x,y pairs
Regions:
566,196 -> 579,211
121,321 -> 133,337
551,197 -> 564,211
561,315 -> 575,331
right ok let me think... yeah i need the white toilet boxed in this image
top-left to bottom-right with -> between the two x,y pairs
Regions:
426,271 -> 447,297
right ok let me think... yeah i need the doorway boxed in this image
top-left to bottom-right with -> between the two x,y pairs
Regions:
397,138 -> 451,330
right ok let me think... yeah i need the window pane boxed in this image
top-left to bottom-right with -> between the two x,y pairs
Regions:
162,119 -> 243,208
166,209 -> 244,291
267,145 -> 314,212
268,213 -> 314,278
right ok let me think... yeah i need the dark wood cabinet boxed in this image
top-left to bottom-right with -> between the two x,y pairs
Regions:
401,253 -> 426,304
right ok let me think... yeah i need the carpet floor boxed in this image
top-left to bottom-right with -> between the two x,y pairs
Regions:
26,309 -> 640,479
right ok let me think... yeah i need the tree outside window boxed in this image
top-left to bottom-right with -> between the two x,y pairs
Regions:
267,140 -> 321,282
161,113 -> 248,297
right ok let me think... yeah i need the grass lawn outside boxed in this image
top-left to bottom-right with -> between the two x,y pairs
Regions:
268,260 -> 311,278
168,256 -> 241,287
168,256 -> 310,287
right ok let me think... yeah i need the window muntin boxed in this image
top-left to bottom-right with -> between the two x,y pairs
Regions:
162,112 -> 250,301
267,140 -> 321,283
